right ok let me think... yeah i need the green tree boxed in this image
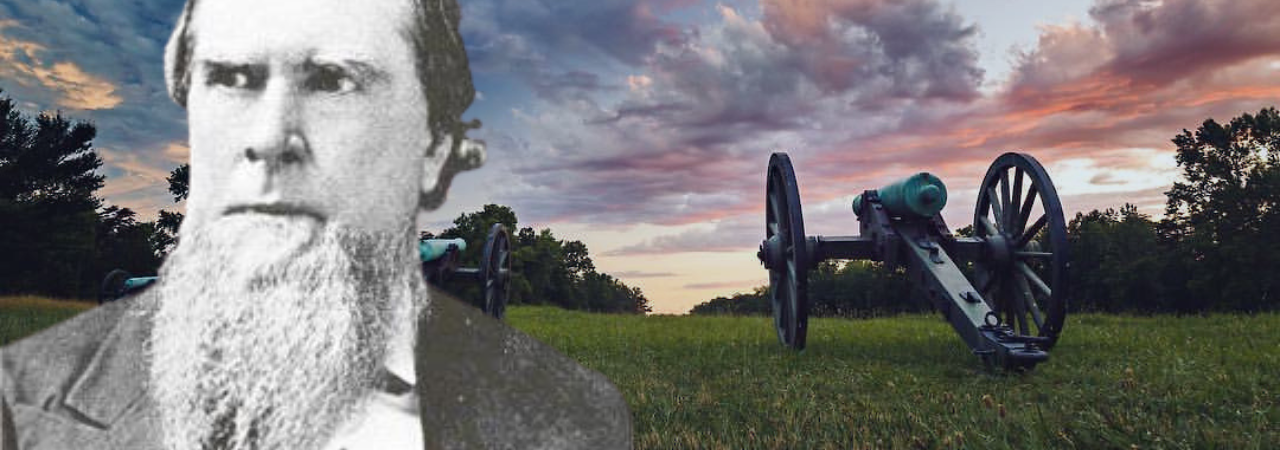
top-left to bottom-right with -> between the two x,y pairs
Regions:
690,287 -> 770,315
1161,107 -> 1280,311
90,205 -> 164,285
0,89 -> 104,297
154,210 -> 182,252
152,163 -> 189,256
693,260 -> 916,318
0,106 -> 103,204
628,285 -> 653,314
0,89 -> 173,298
561,240 -> 594,282
1067,205 -> 1167,312
432,204 -> 520,306
167,163 -> 189,201
516,226 -> 536,246
426,204 -> 649,314
439,204 -> 518,266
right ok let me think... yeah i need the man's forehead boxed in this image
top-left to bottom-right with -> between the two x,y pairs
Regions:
189,0 -> 416,63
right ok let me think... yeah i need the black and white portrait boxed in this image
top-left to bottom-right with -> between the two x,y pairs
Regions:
1,0 -> 632,448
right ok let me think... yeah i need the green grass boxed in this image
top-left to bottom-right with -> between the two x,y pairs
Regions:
0,295 -> 92,345
508,308 -> 1278,450
3,297 -> 1276,449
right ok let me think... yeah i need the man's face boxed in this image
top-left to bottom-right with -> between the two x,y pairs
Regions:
148,1 -> 439,448
183,0 -> 442,242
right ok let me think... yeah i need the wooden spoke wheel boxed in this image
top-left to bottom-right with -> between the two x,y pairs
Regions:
762,152 -> 810,350
972,152 -> 1071,349
99,269 -> 131,304
481,224 -> 513,320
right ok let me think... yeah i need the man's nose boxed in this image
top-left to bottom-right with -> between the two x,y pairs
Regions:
243,81 -> 310,171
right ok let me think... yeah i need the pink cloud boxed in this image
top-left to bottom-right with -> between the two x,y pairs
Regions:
0,23 -> 122,110
643,0 -> 1280,255
760,0 -> 983,99
1006,0 -> 1280,117
802,0 -> 1280,205
501,0 -> 989,227
1093,0 -> 1280,85
98,142 -> 188,220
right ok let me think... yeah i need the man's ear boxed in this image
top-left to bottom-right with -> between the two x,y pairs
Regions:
420,135 -> 453,194
421,136 -> 487,193
420,137 -> 486,211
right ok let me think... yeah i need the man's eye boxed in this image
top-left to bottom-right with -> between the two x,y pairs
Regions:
306,66 -> 360,94
206,65 -> 265,90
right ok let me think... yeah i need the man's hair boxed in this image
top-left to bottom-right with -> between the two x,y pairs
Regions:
163,0 -> 482,209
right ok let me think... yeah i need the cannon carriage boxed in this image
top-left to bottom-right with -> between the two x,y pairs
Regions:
419,223 -> 513,319
757,152 -> 1070,370
100,223 -> 514,319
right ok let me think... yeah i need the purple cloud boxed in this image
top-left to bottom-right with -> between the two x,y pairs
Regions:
475,0 -> 687,66
1,1 -> 189,218
488,0 -> 986,227
604,216 -> 759,256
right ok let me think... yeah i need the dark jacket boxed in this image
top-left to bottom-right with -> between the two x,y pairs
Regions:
0,287 -> 632,449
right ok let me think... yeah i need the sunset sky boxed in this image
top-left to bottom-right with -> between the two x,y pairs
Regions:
3,0 -> 1279,313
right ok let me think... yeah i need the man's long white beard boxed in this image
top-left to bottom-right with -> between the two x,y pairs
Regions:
148,215 -> 423,450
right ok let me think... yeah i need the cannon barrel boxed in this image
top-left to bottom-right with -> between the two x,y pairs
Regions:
124,277 -> 157,290
761,152 -> 1070,370
852,172 -> 948,219
419,238 -> 467,262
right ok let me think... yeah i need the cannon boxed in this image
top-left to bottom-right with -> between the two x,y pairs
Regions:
419,224 -> 514,319
99,269 -> 156,304
757,152 -> 1070,370
100,223 -> 514,319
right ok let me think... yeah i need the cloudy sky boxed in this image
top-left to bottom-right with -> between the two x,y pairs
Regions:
3,0 -> 1279,313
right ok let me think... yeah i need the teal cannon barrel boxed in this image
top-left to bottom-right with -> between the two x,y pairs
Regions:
419,238 -> 467,262
853,172 -> 948,219
123,277 -> 157,291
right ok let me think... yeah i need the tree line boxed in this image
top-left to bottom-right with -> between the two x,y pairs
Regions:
0,89 -> 649,313
423,204 -> 651,314
0,89 -> 176,298
694,107 -> 1280,316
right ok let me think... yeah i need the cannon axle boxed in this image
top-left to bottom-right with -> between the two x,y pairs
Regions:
758,152 -> 1070,370
420,223 -> 513,319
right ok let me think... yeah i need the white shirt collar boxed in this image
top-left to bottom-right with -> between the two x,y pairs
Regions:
323,314 -> 422,450
385,320 -> 416,388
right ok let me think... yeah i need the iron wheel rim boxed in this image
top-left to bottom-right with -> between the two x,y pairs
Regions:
765,152 -> 810,350
481,224 -> 512,320
99,269 -> 131,304
972,152 -> 1070,349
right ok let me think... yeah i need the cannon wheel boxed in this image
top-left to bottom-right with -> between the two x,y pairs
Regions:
972,152 -> 1070,349
99,269 -> 131,304
481,224 -> 512,320
765,152 -> 810,350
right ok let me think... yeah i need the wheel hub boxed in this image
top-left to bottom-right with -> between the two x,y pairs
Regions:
758,235 -> 783,270
984,232 -> 1014,268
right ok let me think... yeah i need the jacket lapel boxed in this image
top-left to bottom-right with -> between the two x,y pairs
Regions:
61,292 -> 163,449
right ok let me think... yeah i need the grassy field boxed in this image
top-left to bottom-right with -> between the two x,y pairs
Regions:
3,297 -> 1276,449
0,295 -> 92,345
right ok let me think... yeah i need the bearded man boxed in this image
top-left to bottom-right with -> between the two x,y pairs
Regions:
0,0 -> 632,448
